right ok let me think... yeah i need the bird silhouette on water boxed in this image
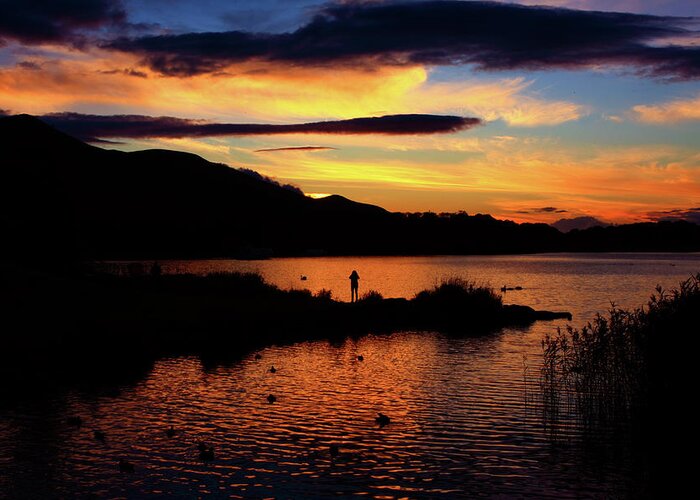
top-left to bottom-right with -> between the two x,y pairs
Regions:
165,425 -> 177,438
357,355 -> 364,361
198,443 -> 215,462
267,394 -> 277,404
376,413 -> 391,427
118,459 -> 135,473
329,444 -> 340,458
270,365 -> 277,373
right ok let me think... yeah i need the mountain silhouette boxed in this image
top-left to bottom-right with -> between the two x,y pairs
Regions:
2,114 -> 699,261
552,216 -> 609,233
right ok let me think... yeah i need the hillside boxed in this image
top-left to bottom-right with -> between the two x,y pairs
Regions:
1,114 -> 322,259
2,114 -> 698,260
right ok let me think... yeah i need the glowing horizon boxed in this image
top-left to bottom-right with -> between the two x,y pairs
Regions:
1,0 -> 699,226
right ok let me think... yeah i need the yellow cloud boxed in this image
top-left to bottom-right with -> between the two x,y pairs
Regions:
1,49 -> 583,128
0,51 -> 429,120
409,77 -> 585,126
229,131 -> 699,224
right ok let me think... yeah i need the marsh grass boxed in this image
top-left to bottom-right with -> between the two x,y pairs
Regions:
360,290 -> 384,303
414,277 -> 502,308
540,274 -> 699,432
315,288 -> 333,301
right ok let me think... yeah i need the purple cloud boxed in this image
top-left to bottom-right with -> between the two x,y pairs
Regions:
0,0 -> 127,45
109,1 -> 700,79
254,146 -> 338,153
39,112 -> 481,140
647,207 -> 700,225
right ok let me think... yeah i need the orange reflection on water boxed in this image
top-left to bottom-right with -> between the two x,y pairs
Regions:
7,253 -> 697,497
1,326 -> 634,497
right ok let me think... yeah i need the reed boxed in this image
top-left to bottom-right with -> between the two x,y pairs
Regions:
414,277 -> 502,308
540,274 -> 699,430
360,290 -> 384,302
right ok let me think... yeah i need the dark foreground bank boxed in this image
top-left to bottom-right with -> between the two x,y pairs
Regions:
1,267 -> 569,382
540,274 -> 698,497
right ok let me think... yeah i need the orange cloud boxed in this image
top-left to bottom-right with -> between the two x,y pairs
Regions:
0,52 -> 150,113
484,144 -> 700,223
205,132 -> 698,223
1,49 -> 583,129
0,51 -> 430,120
632,94 -> 700,123
0,47 -> 690,225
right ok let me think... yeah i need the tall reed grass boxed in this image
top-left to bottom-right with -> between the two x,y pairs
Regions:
540,274 -> 699,430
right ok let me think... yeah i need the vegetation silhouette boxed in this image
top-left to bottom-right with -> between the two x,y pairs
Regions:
540,275 -> 698,497
2,267 -> 569,386
2,114 -> 698,264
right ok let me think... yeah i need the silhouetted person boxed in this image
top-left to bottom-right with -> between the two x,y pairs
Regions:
349,270 -> 360,302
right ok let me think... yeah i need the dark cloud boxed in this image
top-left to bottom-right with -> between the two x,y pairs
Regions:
552,216 -> 609,233
254,146 -> 338,153
98,68 -> 148,78
647,207 -> 700,225
40,112 -> 480,140
534,207 -> 566,213
108,1 -> 700,79
16,60 -> 42,70
516,207 -> 568,214
0,0 -> 127,45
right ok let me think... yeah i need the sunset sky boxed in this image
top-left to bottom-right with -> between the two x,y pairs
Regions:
1,0 -> 699,225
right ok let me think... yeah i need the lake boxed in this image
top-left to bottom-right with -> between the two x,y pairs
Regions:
2,253 -> 698,498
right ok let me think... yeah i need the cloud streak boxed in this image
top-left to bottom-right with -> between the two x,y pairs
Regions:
516,206 -> 568,214
40,112 -> 481,140
647,207 -> 700,224
109,1 -> 700,79
254,146 -> 338,153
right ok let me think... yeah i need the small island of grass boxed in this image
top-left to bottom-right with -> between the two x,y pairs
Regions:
2,268 -> 570,382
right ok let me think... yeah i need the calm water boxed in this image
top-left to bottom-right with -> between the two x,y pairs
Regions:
2,253 -> 699,498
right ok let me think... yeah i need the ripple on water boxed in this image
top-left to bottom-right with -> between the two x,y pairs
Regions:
9,254 -> 692,497
2,327 -> 635,498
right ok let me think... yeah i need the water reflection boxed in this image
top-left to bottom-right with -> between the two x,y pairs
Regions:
5,254 -> 698,497
2,329 -> 632,498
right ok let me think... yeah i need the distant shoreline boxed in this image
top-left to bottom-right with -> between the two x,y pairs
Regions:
95,250 -> 700,263
3,115 -> 700,264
